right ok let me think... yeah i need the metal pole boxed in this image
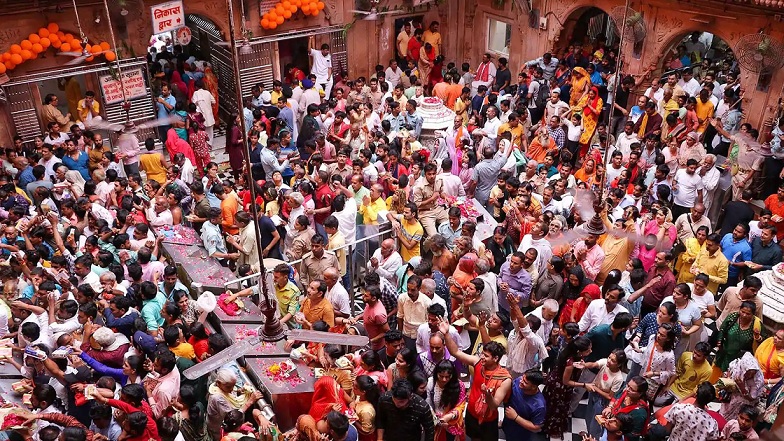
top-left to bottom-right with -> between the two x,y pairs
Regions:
600,0 -> 630,195
225,0 -> 270,300
102,0 -> 128,103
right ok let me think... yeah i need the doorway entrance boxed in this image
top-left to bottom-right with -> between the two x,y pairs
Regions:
278,36 -> 310,84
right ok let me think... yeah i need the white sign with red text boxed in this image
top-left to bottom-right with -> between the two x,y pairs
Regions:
151,1 -> 185,34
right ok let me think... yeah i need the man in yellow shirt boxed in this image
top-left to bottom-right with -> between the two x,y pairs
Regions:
324,215 -> 347,278
396,22 -> 411,62
387,203 -> 424,263
422,21 -> 442,56
695,88 -> 715,134
164,326 -> 196,360
497,113 -> 525,149
657,342 -> 712,405
77,91 -> 101,127
359,183 -> 386,225
691,233 -> 729,293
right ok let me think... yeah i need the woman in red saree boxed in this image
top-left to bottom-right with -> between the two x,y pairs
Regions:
569,283 -> 601,323
165,128 -> 197,165
308,376 -> 346,421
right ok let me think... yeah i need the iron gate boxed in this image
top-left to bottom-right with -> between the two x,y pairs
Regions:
186,14 -> 238,122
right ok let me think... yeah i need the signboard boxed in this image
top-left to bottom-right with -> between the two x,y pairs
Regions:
259,0 -> 278,15
151,0 -> 185,34
176,26 -> 192,45
99,68 -> 147,105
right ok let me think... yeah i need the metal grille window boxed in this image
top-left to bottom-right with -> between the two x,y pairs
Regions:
238,43 -> 275,97
330,31 -> 348,75
6,85 -> 39,145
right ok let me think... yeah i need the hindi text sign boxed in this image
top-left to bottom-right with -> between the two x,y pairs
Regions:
151,1 -> 185,34
99,68 -> 147,105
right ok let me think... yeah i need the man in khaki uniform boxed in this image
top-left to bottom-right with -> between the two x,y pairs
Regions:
299,234 -> 339,288
413,163 -> 449,237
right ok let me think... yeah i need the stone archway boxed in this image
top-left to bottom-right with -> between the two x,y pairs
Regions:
551,6 -> 620,55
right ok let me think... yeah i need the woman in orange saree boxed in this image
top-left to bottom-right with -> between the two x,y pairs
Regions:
203,66 -> 220,122
569,67 -> 590,107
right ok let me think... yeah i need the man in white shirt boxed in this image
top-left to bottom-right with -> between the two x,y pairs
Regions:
435,158 -> 466,198
93,169 -> 113,206
614,121 -> 639,161
191,79 -> 216,143
544,89 -> 570,122
39,145 -> 61,180
145,196 -> 174,227
475,106 -> 501,147
530,299 -> 559,342
577,286 -> 629,333
506,300 -> 548,377
384,59 -> 403,87
700,154 -> 721,214
672,159 -> 705,219
175,154 -> 195,185
606,150 -> 627,183
367,238 -> 403,286
415,302 -> 460,353
643,78 -> 665,105
471,52 -> 497,96
677,68 -> 701,98
309,41 -> 333,99
324,267 -> 351,320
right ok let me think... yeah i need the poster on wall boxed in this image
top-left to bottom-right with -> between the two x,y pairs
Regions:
259,0 -> 278,16
176,26 -> 192,45
151,0 -> 185,34
99,69 -> 147,104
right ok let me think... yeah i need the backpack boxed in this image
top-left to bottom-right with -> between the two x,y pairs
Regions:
533,78 -> 549,109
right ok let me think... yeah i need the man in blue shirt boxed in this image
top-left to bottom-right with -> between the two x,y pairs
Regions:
404,99 -> 424,139
501,369 -> 546,441
721,223 -> 753,289
155,84 -> 176,143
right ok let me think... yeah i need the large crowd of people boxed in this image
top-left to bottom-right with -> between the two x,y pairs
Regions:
0,20 -> 781,441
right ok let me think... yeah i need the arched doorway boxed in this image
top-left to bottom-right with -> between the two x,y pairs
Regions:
658,31 -> 740,87
555,7 -> 618,60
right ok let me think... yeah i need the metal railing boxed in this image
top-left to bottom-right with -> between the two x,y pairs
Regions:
223,221 -> 395,314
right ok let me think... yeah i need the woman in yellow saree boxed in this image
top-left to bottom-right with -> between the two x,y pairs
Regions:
575,87 -> 603,158
569,67 -> 590,107
676,225 -> 709,283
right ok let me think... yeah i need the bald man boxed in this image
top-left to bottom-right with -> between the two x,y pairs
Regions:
324,267 -> 351,321
367,238 -> 403,286
146,196 -> 173,227
674,202 -> 711,245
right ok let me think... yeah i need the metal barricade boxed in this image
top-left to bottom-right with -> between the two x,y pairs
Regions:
223,222 -> 395,315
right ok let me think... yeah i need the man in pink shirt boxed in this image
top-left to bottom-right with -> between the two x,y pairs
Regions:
145,349 -> 181,419
573,233 -> 605,282
348,285 -> 389,351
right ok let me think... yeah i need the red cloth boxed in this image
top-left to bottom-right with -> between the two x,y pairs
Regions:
314,183 -> 335,224
407,38 -> 422,63
308,376 -> 345,420
165,128 -> 198,165
572,284 -> 601,324
107,399 -> 160,439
